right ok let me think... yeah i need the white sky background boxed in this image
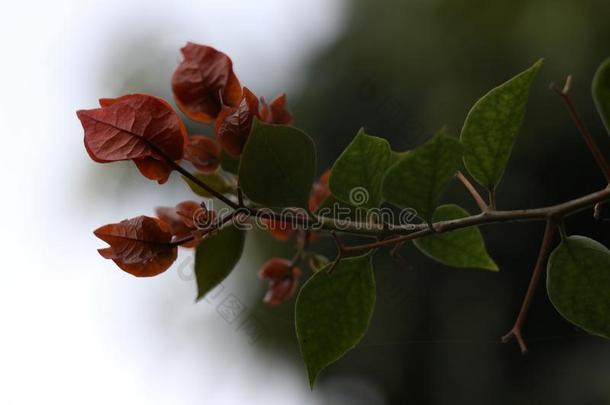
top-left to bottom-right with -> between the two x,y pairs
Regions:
0,1 -> 393,404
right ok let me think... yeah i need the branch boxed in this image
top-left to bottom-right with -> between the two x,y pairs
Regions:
335,186 -> 610,253
169,150 -> 610,248
501,220 -> 558,353
157,137 -> 610,245
552,75 -> 610,183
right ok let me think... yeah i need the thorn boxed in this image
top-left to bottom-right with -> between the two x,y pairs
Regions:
391,251 -> 410,272
594,202 -> 602,220
593,202 -> 610,222
237,187 -> 244,206
562,74 -> 573,95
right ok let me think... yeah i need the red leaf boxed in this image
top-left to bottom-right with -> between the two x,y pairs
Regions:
258,258 -> 302,306
172,42 -> 242,123
308,169 -> 331,211
77,94 -> 188,184
134,158 -> 172,182
184,135 -> 220,173
94,216 -> 178,277
215,87 -> 259,157
155,201 -> 214,248
264,218 -> 297,241
260,94 -> 294,125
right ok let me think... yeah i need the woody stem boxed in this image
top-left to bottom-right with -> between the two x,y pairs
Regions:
501,219 -> 558,353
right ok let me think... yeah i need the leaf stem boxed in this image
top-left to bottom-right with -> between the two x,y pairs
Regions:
169,161 -> 239,209
290,230 -> 311,268
326,231 -> 347,273
169,235 -> 195,247
456,171 -> 488,212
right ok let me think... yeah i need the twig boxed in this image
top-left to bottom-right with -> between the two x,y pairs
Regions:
333,186 -> 610,251
456,171 -> 488,212
389,241 -> 411,272
170,161 -> 240,208
552,75 -> 610,183
501,220 -> 557,354
174,184 -> 609,251
390,241 -> 406,258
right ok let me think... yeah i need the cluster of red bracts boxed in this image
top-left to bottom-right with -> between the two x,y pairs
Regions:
78,42 -> 326,305
77,42 -> 294,184
94,202 -> 212,277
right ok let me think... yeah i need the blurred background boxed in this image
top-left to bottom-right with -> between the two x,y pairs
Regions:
1,0 -> 610,404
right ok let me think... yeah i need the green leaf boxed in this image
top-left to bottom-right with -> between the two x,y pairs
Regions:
329,128 -> 393,207
382,129 -> 463,222
182,172 -> 232,198
295,254 -> 375,388
239,119 -> 316,209
413,204 -> 498,271
460,59 -> 542,190
195,225 -> 246,300
592,58 -> 610,136
390,150 -> 409,166
547,235 -> 610,339
219,149 -> 240,175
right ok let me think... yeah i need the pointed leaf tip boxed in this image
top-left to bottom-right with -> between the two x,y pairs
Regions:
295,254 -> 375,388
414,204 -> 498,271
195,225 -> 246,300
460,59 -> 542,191
329,128 -> 393,208
382,130 -> 463,222
593,57 -> 610,136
